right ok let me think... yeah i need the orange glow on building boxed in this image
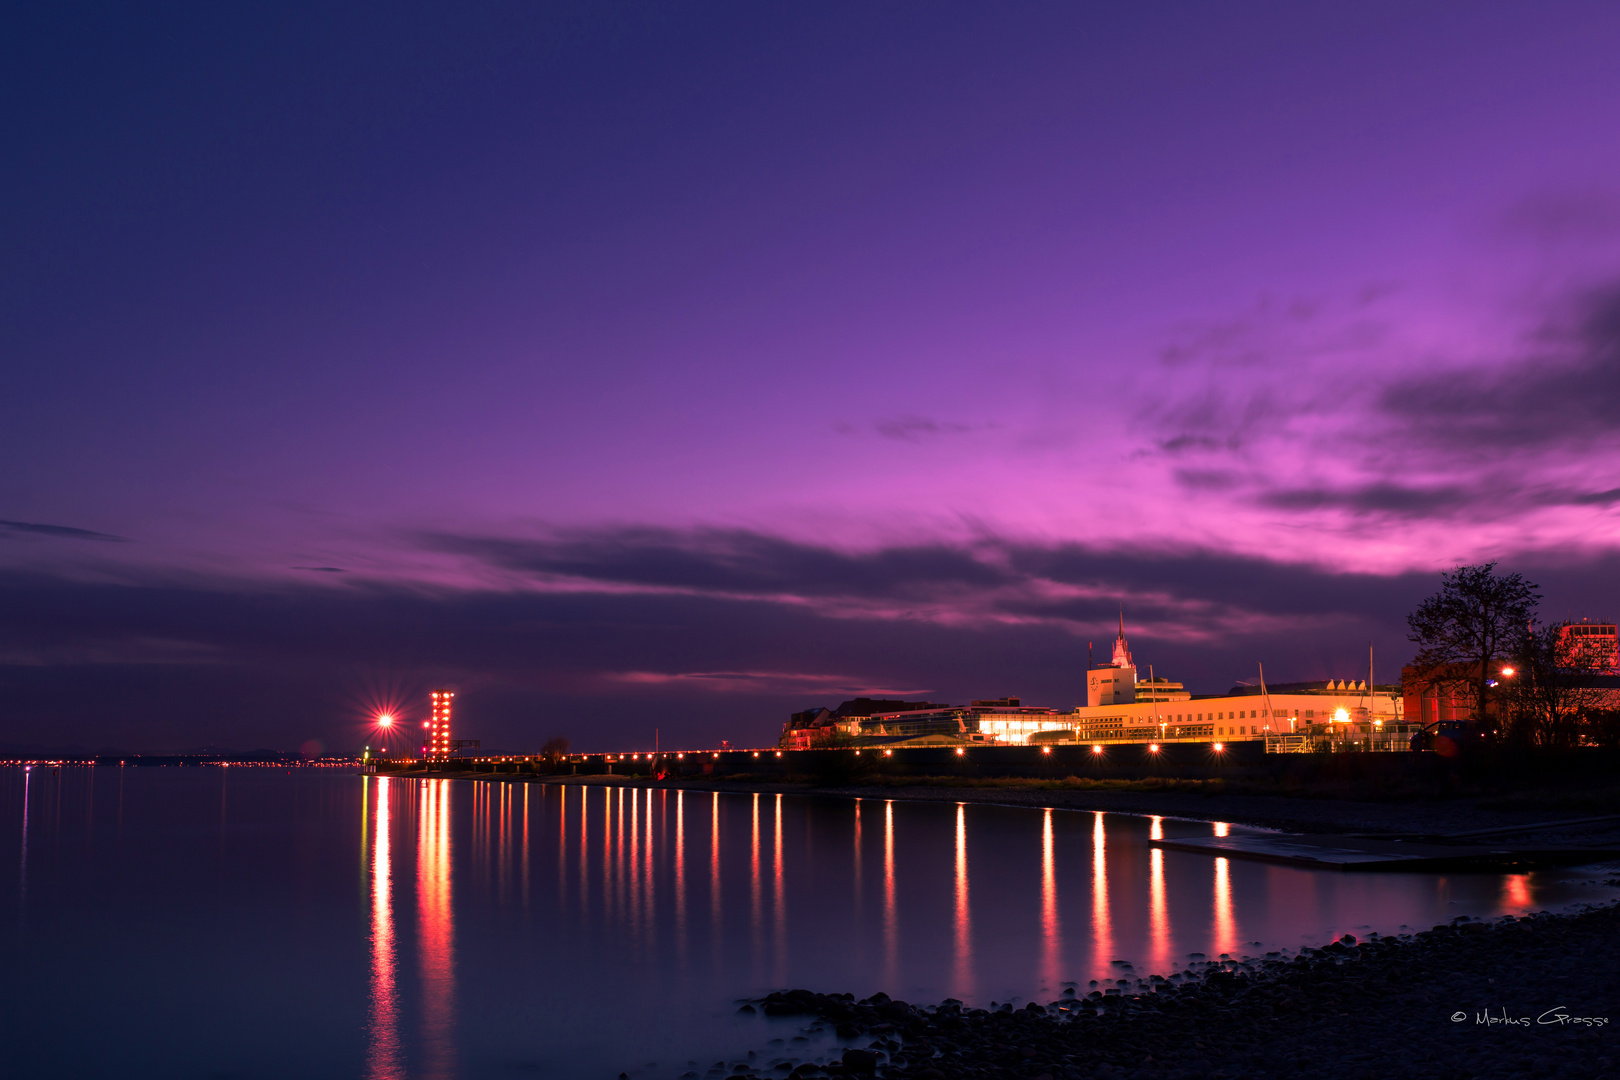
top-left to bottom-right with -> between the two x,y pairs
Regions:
427,689 -> 454,759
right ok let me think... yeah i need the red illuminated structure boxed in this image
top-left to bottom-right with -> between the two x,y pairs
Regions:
1557,620 -> 1619,671
425,689 -> 454,760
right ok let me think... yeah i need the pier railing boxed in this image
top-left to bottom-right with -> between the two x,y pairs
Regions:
1265,731 -> 1413,753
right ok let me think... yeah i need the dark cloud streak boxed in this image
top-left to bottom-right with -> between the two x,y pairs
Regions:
1,519 -> 128,541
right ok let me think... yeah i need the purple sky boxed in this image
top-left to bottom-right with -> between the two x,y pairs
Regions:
4,2 -> 1620,753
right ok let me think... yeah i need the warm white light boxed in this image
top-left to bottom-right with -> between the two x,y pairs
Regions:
378,713 -> 394,727
1092,745 -> 1103,755
1501,666 -> 1516,677
955,748 -> 965,756
1333,707 -> 1349,723
1149,743 -> 1160,753
1041,746 -> 1051,754
1213,742 -> 1224,752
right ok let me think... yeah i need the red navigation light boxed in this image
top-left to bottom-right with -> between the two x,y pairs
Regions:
377,713 -> 394,728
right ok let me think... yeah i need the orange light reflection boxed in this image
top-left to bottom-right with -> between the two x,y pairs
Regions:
1149,847 -> 1170,976
1040,808 -> 1061,991
417,780 -> 457,1079
365,777 -> 401,1080
1212,856 -> 1236,957
952,803 -> 974,999
1092,811 -> 1112,973
883,801 -> 898,989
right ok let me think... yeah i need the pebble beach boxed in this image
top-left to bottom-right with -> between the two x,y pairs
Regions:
698,902 -> 1619,1080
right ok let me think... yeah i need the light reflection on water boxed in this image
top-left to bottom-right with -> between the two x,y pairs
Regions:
2,768 -> 1616,1080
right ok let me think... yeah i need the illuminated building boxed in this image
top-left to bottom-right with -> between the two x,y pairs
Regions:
1086,613 -> 1137,706
783,611 -> 1406,750
1557,620 -> 1619,671
974,679 -> 1404,746
425,689 -> 455,759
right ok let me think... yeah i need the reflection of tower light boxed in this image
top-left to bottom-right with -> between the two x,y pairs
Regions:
750,793 -> 763,977
883,801 -> 898,988
578,785 -> 589,913
1212,856 -> 1236,958
1040,809 -> 1062,990
952,803 -> 974,999
643,790 -> 656,945
427,690 -> 454,760
1149,847 -> 1170,976
418,779 -> 457,1079
852,800 -> 862,897
629,787 -> 641,934
1091,812 -> 1111,970
1148,815 -> 1169,974
773,793 -> 786,984
711,792 -> 723,970
675,790 -> 687,958
365,777 -> 401,1080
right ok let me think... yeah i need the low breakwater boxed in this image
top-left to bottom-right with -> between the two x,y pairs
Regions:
693,902 -> 1619,1080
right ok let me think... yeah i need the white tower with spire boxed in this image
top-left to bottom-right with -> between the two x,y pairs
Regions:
1087,609 -> 1138,707
1110,609 -> 1133,668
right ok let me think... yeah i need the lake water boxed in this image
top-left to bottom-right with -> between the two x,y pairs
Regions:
2,767 -> 1615,1079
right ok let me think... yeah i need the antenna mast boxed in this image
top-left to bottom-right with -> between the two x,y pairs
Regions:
1366,643 -> 1374,718
1259,661 -> 1274,732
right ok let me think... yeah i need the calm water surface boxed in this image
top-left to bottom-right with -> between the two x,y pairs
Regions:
2,767 -> 1614,1078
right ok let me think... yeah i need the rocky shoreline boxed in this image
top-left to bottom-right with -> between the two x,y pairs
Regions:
686,903 -> 1619,1080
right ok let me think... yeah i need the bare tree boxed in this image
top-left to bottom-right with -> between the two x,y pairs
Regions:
1505,624 -> 1613,748
1407,562 -> 1540,730
540,736 -> 571,762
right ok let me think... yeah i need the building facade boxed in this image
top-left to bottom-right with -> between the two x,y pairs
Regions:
426,689 -> 455,759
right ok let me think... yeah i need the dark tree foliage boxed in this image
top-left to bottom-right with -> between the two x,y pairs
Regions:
1504,623 -> 1616,748
1407,562 -> 1540,728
